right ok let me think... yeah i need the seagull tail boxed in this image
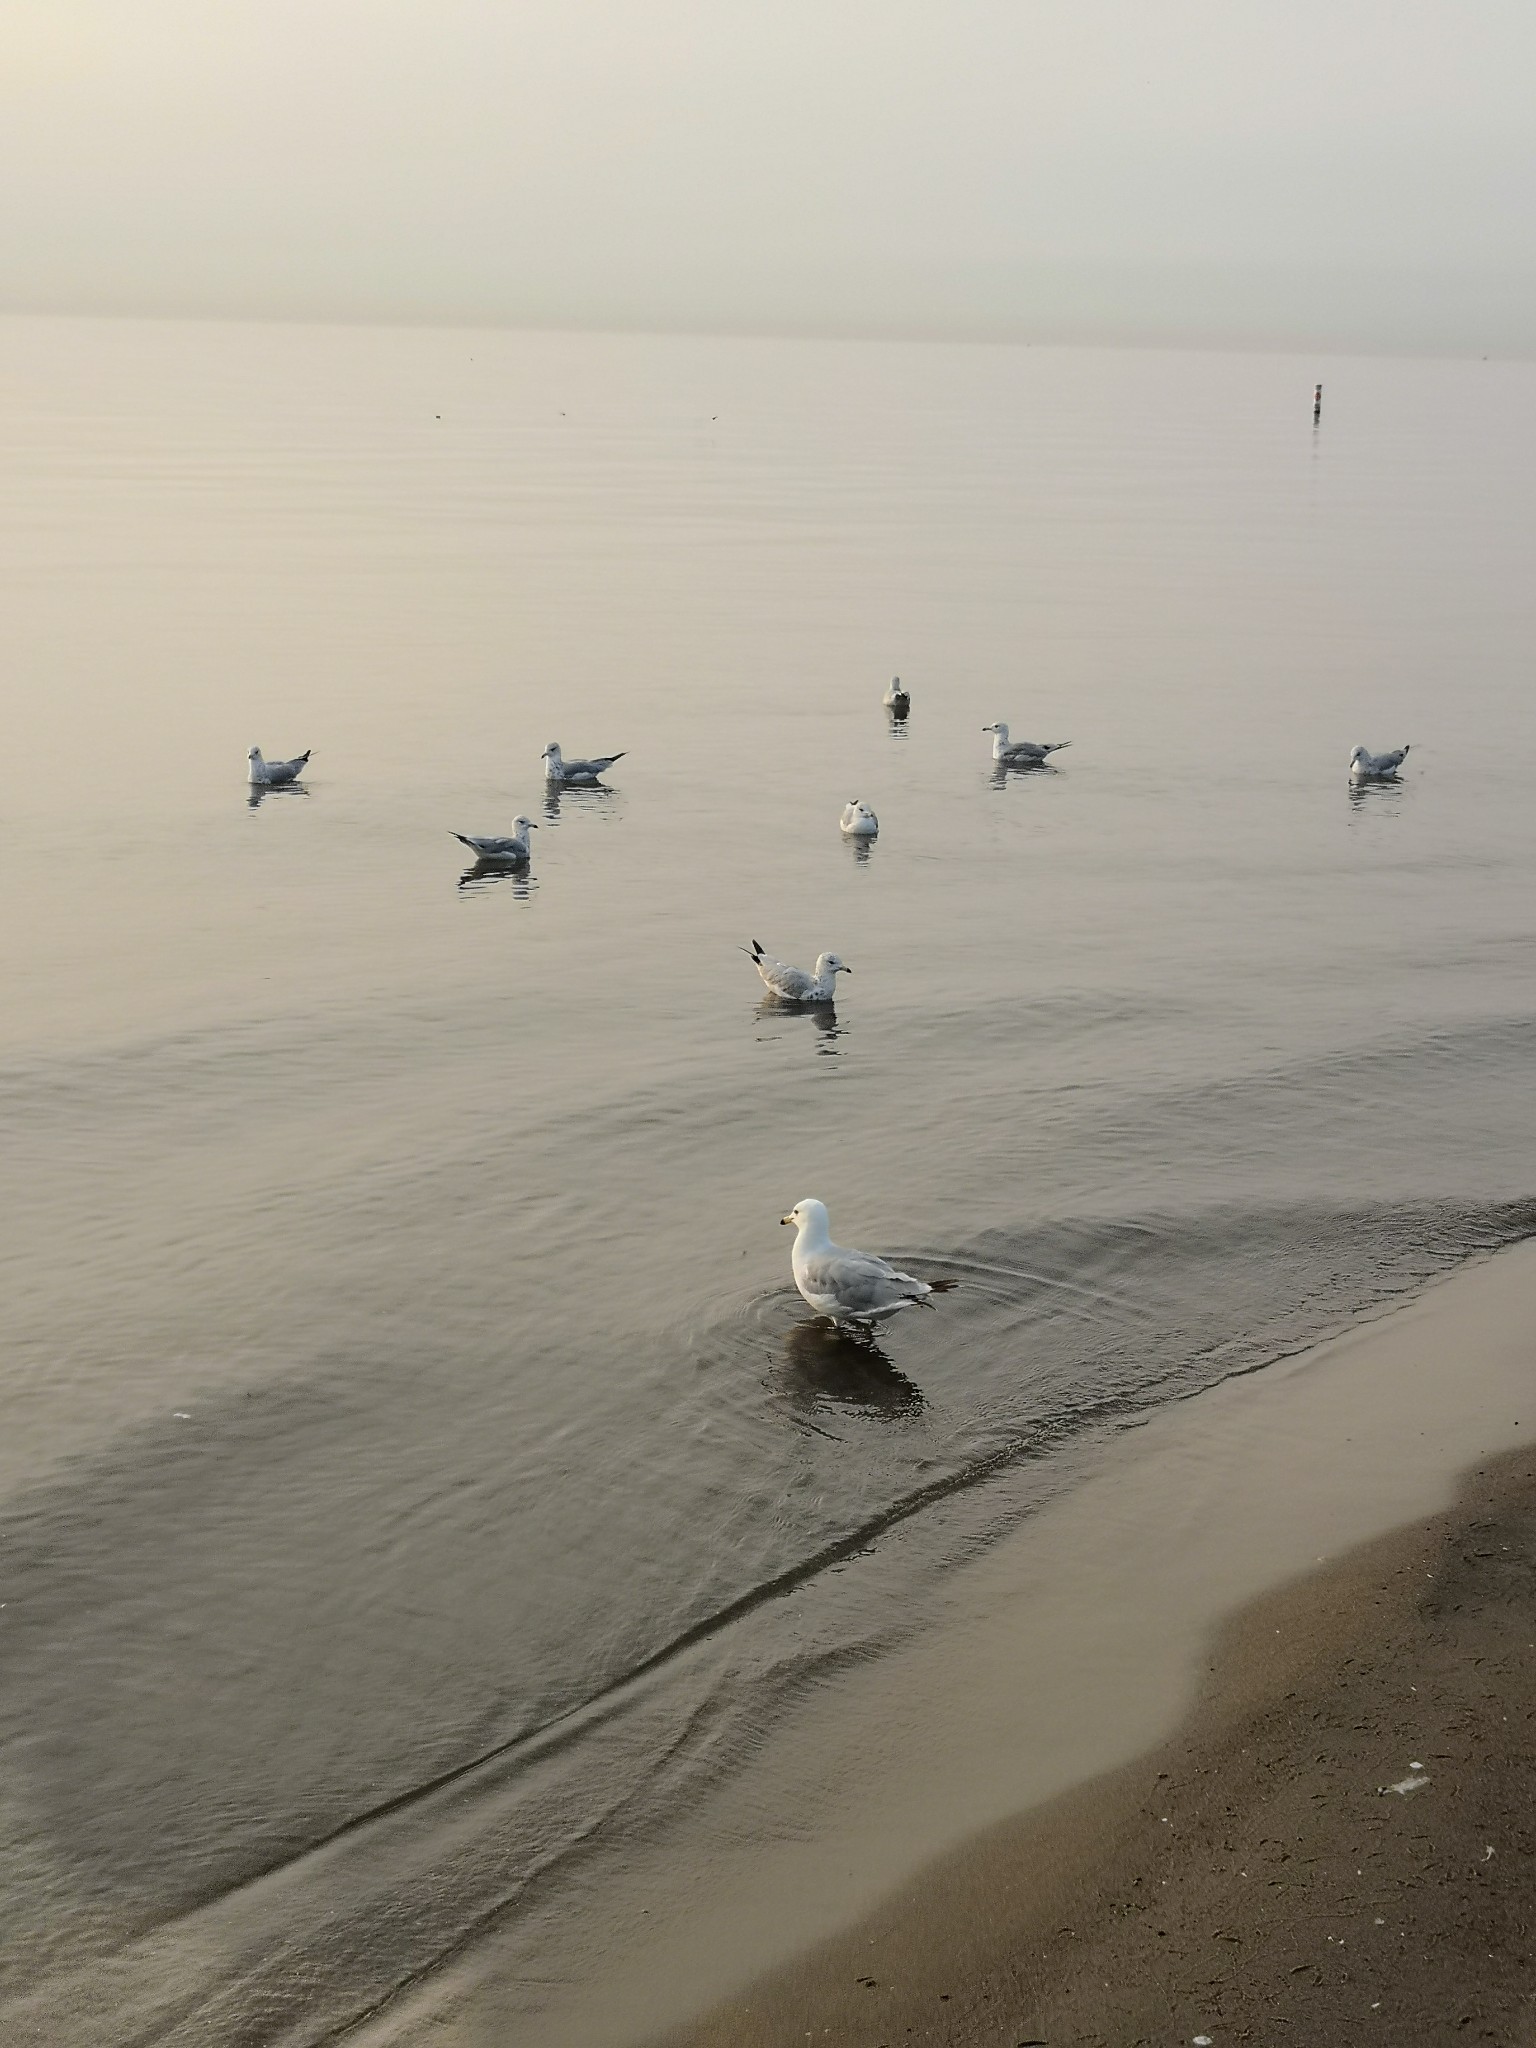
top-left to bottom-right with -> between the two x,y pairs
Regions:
452,834 -> 476,850
1045,741 -> 1071,755
297,750 -> 312,767
911,1277 -> 959,1310
741,939 -> 766,962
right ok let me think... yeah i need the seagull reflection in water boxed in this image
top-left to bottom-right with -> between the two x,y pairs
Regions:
1346,778 -> 1411,820
457,860 -> 537,897
990,760 -> 1064,791
778,1317 -> 924,1418
754,996 -> 848,1056
542,780 -> 619,824
246,779 -> 309,809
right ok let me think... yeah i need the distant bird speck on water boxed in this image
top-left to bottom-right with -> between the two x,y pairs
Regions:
1349,744 -> 1410,782
883,676 -> 910,716
743,940 -> 850,1003
840,799 -> 878,838
543,741 -> 625,786
781,1198 -> 957,1326
247,746 -> 311,786
452,817 -> 537,864
982,723 -> 1070,767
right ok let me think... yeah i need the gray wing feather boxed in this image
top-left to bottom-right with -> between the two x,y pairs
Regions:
455,833 -> 527,859
758,958 -> 815,1000
799,1247 -> 927,1313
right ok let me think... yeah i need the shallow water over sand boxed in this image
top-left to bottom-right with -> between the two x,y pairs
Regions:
2,317 -> 1535,2042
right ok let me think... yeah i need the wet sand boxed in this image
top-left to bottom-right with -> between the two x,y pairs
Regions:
366,1241 -> 1536,2048
659,1441 -> 1536,2047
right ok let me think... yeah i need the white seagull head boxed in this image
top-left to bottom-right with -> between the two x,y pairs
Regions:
780,1197 -> 830,1236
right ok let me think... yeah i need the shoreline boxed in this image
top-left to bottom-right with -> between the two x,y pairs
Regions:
366,1239 -> 1536,2048
658,1438 -> 1536,2046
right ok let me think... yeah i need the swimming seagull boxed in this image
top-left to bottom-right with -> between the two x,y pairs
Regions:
982,723 -> 1070,767
1349,744 -> 1410,781
840,799 -> 879,838
743,939 -> 851,1003
883,676 -> 910,716
780,1198 -> 957,1326
452,817 -> 537,864
248,746 -> 311,786
542,741 -> 624,786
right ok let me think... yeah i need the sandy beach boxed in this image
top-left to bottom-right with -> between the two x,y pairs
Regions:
659,1441 -> 1536,2047
352,1241 -> 1536,2048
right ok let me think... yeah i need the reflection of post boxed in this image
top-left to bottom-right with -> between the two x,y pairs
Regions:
1313,381 -> 1323,423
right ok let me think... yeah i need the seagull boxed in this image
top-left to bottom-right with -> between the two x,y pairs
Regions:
1349,744 -> 1410,781
743,939 -> 850,1003
840,799 -> 879,838
883,676 -> 910,716
982,723 -> 1070,767
452,817 -> 537,864
248,746 -> 311,787
543,741 -> 624,786
780,1198 -> 956,1326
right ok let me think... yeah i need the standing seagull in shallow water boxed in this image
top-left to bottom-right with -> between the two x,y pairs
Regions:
743,940 -> 850,1003
248,746 -> 311,786
1349,744 -> 1410,781
840,799 -> 879,838
982,723 -> 1070,767
781,1198 -> 956,1326
542,741 -> 624,786
883,676 -> 910,717
452,817 -> 537,864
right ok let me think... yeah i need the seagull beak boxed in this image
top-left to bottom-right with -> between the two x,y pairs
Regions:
839,964 -> 852,974
780,1212 -> 794,1226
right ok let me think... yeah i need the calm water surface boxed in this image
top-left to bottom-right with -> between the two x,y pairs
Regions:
2,317 -> 1535,2043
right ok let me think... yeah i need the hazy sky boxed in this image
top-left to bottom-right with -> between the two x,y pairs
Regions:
4,1 -> 1534,348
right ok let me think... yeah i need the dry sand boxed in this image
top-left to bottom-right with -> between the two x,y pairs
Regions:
657,1442 -> 1536,2047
